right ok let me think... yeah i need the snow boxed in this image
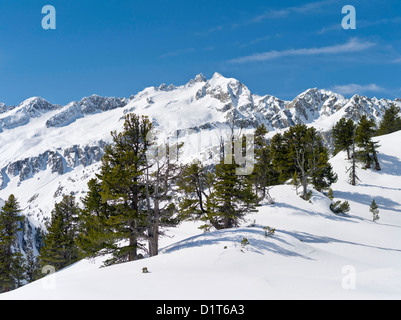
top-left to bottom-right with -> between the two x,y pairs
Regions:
2,130 -> 401,300
0,73 -> 400,299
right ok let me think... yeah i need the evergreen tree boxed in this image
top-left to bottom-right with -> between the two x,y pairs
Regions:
270,132 -> 292,183
291,171 -> 300,195
346,134 -> 361,186
370,200 -> 380,222
177,161 -> 215,228
39,195 -> 80,271
0,194 -> 26,293
144,141 -> 181,257
22,218 -> 41,283
272,124 -> 337,199
311,148 -> 338,192
98,113 -> 153,263
355,116 -> 377,169
377,104 -> 401,136
332,117 -> 355,159
251,124 -> 278,204
76,178 -> 116,260
207,159 -> 257,230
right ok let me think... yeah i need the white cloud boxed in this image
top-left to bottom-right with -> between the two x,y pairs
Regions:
248,0 -> 336,24
195,25 -> 223,36
330,83 -> 386,95
229,38 -> 375,64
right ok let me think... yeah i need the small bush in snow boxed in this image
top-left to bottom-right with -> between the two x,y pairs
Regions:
370,200 -> 380,222
330,200 -> 350,214
263,226 -> 276,237
241,237 -> 250,248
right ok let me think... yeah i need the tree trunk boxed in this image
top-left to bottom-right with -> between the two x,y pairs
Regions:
372,150 -> 381,171
128,235 -> 138,261
301,175 -> 308,200
148,198 -> 159,257
346,147 -> 351,160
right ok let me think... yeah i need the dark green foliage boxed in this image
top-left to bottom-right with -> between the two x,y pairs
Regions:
377,104 -> 401,136
330,200 -> 350,214
76,178 -> 116,260
83,113 -> 180,264
178,139 -> 258,231
370,200 -> 380,222
332,117 -> 356,159
251,124 -> 279,204
270,124 -> 337,198
263,226 -> 276,237
206,160 -> 257,230
311,148 -> 338,192
177,161 -> 214,221
98,113 -> 154,263
0,195 -> 26,292
39,195 -> 80,272
355,116 -> 379,169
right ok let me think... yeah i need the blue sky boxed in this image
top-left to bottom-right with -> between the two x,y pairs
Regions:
0,0 -> 401,106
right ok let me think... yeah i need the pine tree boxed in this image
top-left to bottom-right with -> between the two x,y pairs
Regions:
370,200 -> 380,222
270,132 -> 292,183
207,159 -> 257,230
291,171 -> 300,195
177,161 -> 213,221
377,104 -> 401,136
355,116 -> 377,169
311,148 -> 338,192
76,178 -> 116,260
279,124 -> 337,199
144,141 -> 181,257
346,134 -> 360,186
98,113 -> 153,263
22,218 -> 41,283
0,194 -> 26,293
252,124 -> 278,204
332,117 -> 356,159
39,195 -> 80,272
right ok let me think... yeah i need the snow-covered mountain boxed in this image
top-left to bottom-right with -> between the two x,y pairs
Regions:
0,73 -> 399,229
2,129 -> 401,300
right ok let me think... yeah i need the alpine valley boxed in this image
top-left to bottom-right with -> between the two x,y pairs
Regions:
1,73 -> 401,299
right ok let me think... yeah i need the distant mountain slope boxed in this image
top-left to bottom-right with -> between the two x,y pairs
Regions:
0,73 -> 399,226
2,130 -> 401,300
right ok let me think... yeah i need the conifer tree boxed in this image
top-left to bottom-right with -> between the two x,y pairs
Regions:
370,200 -> 380,222
144,141 -> 181,257
177,161 -> 214,224
332,117 -> 355,159
270,132 -> 292,183
346,134 -> 360,186
0,194 -> 26,293
76,178 -> 116,260
377,104 -> 401,136
273,124 -> 337,199
207,159 -> 257,230
39,195 -> 80,272
355,116 -> 377,169
291,171 -> 300,195
252,124 -> 278,204
311,148 -> 338,192
98,113 -> 153,263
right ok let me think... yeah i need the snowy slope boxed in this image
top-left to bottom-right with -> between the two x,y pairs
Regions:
0,73 -> 398,230
2,130 -> 401,300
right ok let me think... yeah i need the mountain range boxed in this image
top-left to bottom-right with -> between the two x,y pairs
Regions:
0,72 -> 399,235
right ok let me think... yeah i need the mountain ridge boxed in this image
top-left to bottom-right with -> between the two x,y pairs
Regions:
0,72 -> 399,229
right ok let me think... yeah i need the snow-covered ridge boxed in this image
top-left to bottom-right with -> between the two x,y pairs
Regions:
2,130 -> 401,300
0,72 -> 399,228
0,73 -> 397,135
